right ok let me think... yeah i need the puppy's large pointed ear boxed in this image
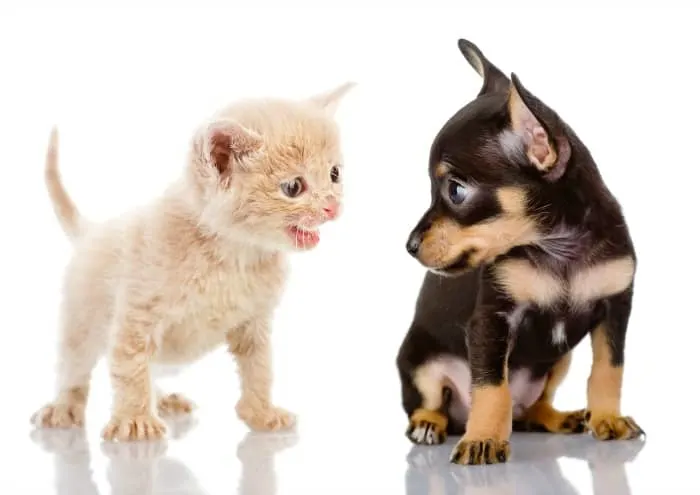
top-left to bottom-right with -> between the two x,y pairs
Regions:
195,118 -> 263,181
457,39 -> 510,96
506,73 -> 572,181
308,81 -> 356,115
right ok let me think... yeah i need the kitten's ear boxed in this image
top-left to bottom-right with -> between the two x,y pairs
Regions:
308,81 -> 356,115
506,73 -> 571,181
197,118 -> 263,178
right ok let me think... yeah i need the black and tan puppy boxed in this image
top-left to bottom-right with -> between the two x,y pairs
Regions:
396,39 -> 644,466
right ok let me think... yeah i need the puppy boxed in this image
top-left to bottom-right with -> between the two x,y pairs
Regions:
31,83 -> 353,441
396,39 -> 643,466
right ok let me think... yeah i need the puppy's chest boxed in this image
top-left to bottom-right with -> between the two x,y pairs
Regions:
492,256 -> 635,311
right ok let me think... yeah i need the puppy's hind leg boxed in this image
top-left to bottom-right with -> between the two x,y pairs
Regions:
402,363 -> 452,446
512,353 -> 588,434
31,313 -> 103,429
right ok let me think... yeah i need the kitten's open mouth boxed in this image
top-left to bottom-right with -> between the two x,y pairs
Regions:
286,225 -> 320,249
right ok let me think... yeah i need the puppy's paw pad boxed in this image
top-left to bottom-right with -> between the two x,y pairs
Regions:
560,409 -> 589,433
31,403 -> 85,428
406,409 -> 448,445
450,438 -> 511,465
586,412 -> 644,440
101,415 -> 167,442
157,394 -> 195,417
237,403 -> 296,432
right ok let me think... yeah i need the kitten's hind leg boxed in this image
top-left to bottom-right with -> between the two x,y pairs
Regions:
156,392 -> 195,417
31,315 -> 103,429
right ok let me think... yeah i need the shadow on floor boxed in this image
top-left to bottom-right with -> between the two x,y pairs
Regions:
405,432 -> 645,495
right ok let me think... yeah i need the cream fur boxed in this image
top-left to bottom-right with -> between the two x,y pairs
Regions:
31,83 -> 353,441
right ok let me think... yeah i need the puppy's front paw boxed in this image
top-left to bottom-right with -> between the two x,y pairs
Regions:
450,437 -> 511,465
31,402 -> 85,428
585,411 -> 644,440
101,414 -> 167,442
236,402 -> 296,432
406,408 -> 448,445
157,393 -> 195,417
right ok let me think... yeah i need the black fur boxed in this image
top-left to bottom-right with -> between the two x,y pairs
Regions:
396,40 -> 635,438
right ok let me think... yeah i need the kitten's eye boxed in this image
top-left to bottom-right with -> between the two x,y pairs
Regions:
281,177 -> 305,198
447,179 -> 470,205
330,165 -> 341,183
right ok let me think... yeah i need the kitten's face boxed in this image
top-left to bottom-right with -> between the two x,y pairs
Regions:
189,84 -> 352,252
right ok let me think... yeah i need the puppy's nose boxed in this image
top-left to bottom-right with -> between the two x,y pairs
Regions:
406,233 -> 422,256
323,198 -> 339,220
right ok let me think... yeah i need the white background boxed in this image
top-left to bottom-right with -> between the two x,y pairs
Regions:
0,2 -> 697,494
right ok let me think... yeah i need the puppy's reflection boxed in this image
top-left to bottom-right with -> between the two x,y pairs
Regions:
236,430 -> 299,495
405,433 -> 645,495
30,416 -> 205,495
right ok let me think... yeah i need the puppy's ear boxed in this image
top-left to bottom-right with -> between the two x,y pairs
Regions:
308,81 -> 356,115
506,73 -> 571,181
196,119 -> 263,179
457,39 -> 510,96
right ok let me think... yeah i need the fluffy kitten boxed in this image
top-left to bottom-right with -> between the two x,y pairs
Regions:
31,83 -> 353,441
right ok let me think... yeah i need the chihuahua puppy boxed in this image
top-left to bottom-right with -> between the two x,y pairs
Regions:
396,39 -> 643,466
31,83 -> 353,441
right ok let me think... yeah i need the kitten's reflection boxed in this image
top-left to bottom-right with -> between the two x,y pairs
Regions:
236,431 -> 299,495
30,417 -> 299,495
30,417 -> 204,495
405,434 -> 645,495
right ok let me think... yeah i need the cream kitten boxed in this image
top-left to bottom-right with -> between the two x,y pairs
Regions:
31,83 -> 354,441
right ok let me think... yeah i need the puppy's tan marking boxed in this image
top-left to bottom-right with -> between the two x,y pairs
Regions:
410,409 -> 449,433
494,259 -> 564,307
435,162 -> 450,178
585,324 -> 644,440
465,383 -> 512,440
570,256 -> 635,307
451,382 -> 512,465
413,363 -> 447,411
496,186 -> 528,215
419,215 -> 539,270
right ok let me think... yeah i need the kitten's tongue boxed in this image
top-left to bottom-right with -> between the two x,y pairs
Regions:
288,226 -> 320,248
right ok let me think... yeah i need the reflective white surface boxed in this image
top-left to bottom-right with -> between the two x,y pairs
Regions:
19,419 -> 653,495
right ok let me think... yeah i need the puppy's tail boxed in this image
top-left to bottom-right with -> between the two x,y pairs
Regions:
45,127 -> 85,240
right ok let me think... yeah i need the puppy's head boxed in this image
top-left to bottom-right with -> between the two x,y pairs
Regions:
406,39 -> 574,275
187,82 -> 354,252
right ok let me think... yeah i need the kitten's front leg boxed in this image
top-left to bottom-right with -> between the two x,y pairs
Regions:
227,318 -> 296,432
102,304 -> 166,442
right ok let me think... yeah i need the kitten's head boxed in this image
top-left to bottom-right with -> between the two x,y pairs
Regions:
187,83 -> 353,252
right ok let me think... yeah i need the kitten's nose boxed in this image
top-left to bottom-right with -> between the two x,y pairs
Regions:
323,198 -> 339,220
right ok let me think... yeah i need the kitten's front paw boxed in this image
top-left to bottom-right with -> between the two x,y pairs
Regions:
236,401 -> 296,432
101,414 -> 167,442
31,402 -> 85,428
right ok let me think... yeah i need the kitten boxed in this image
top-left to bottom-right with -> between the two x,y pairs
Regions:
31,83 -> 354,441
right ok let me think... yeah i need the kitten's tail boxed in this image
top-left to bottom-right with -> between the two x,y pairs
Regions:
45,127 -> 85,240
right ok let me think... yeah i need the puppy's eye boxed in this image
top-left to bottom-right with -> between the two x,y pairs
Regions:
330,165 -> 341,183
281,177 -> 305,198
447,179 -> 470,205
